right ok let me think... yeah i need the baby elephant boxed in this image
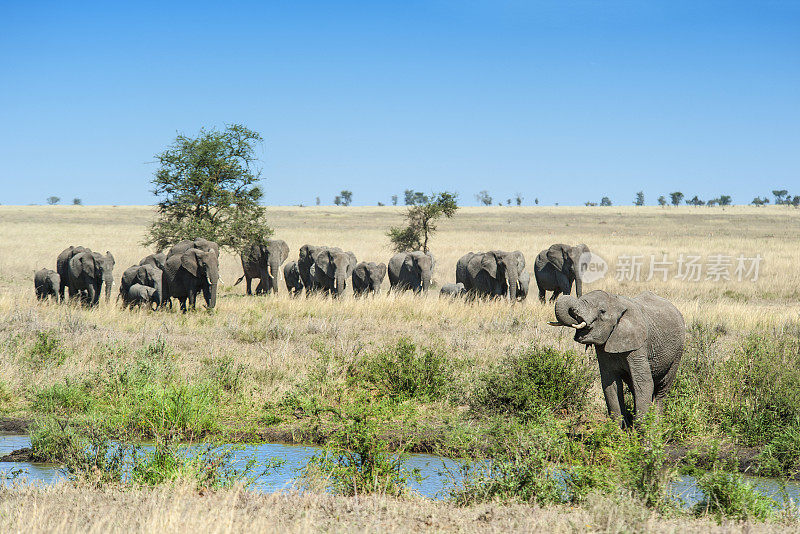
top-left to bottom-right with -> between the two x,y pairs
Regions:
127,284 -> 158,309
283,261 -> 304,297
440,282 -> 466,298
34,268 -> 61,301
352,262 -> 386,296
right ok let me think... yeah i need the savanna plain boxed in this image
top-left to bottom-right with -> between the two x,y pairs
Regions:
2,205 -> 800,532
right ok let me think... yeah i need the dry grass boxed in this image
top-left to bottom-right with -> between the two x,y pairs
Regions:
0,482 -> 795,533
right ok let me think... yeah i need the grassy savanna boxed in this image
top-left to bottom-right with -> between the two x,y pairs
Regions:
2,205 -> 800,529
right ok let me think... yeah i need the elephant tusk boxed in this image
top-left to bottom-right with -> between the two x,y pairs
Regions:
267,265 -> 272,277
570,321 -> 587,329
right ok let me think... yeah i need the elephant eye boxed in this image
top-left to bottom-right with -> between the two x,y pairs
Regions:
599,308 -> 606,314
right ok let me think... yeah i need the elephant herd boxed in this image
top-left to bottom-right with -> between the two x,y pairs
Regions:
34,236 -> 685,428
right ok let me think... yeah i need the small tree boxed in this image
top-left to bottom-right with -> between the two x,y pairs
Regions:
47,196 -> 60,205
391,195 -> 398,206
669,192 -> 684,206
534,198 -> 539,205
515,193 -> 523,206
772,190 -> 789,205
316,196 -> 321,206
334,196 -> 342,206
387,192 -> 458,253
475,190 -> 492,206
751,196 -> 769,206
340,190 -> 353,206
144,124 -> 272,252
634,191 -> 645,206
687,196 -> 705,206
791,196 -> 800,208
72,198 -> 82,205
718,195 -> 732,206
658,196 -> 667,207
600,197 -> 612,206
377,202 -> 385,206
585,201 -> 597,206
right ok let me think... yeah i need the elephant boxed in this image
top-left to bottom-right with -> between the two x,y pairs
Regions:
127,284 -> 158,309
164,247 -> 220,312
456,250 -> 526,300
283,261 -> 303,297
67,250 -> 115,306
56,246 -> 88,300
388,251 -> 434,293
298,245 -> 326,294
139,252 -> 166,272
119,264 -> 164,308
352,262 -> 386,296
313,248 -> 357,296
534,243 -> 590,302
34,268 -> 60,301
549,290 -> 685,428
440,282 -> 466,298
168,238 -> 220,258
235,239 -> 289,295
517,269 -> 531,301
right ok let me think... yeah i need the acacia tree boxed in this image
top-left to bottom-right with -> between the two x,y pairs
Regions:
669,192 -> 684,206
144,124 -> 272,252
634,191 -> 645,206
387,192 -> 458,253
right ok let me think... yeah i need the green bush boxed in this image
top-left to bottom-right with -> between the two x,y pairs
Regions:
119,382 -> 219,439
756,427 -> 800,478
27,330 -> 67,366
352,340 -> 452,402
471,344 -> 594,421
33,380 -> 95,415
616,415 -> 675,512
29,418 -> 83,463
693,470 -> 775,522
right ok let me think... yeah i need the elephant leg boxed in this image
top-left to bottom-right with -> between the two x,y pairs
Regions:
86,284 -> 97,306
628,353 -> 655,423
245,276 -> 253,295
600,372 -> 625,427
178,298 -> 187,313
538,288 -> 546,303
549,288 -> 562,302
654,359 -> 681,411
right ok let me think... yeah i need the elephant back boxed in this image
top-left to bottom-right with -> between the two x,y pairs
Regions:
140,253 -> 167,272
455,252 -> 476,288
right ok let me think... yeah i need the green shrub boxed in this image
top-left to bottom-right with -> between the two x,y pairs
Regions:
352,340 -> 452,401
29,418 -> 83,463
693,470 -> 775,522
471,344 -> 593,421
204,354 -> 246,393
756,427 -> 800,478
27,330 -> 67,366
33,380 -> 94,415
616,415 -> 675,511
119,382 -> 219,439
563,465 -> 616,504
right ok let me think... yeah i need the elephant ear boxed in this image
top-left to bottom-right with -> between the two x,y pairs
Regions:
79,253 -> 97,278
181,250 -> 200,278
377,262 -> 387,280
480,252 -> 499,278
512,251 -> 525,272
279,241 -> 289,263
546,245 -> 568,271
466,254 -> 484,279
316,251 -> 334,276
604,303 -> 647,354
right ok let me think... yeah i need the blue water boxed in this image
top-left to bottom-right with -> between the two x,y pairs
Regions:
2,432 -> 798,507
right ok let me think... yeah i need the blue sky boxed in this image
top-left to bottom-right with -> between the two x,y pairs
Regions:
1,1 -> 798,206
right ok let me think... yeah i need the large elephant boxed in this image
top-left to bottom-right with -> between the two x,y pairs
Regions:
456,250 -> 526,300
56,246 -> 88,300
283,261 -> 303,297
313,248 -> 357,297
235,239 -> 289,295
534,243 -> 590,302
298,245 -> 325,294
388,251 -> 434,293
34,269 -> 60,301
549,290 -> 685,427
139,252 -> 167,271
352,262 -> 386,296
119,264 -> 164,308
67,250 -> 115,306
164,247 -> 220,312
168,238 -> 220,258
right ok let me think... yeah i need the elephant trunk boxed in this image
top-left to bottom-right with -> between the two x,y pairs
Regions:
554,295 -> 583,327
334,273 -> 347,296
421,270 -> 431,293
506,269 -> 518,301
104,276 -> 113,303
204,281 -> 218,309
574,276 -> 583,298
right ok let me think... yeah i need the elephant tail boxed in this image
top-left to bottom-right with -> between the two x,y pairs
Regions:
233,275 -> 245,286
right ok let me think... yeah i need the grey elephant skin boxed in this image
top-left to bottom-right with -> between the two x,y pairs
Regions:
313,248 -> 357,296
67,250 -> 115,306
352,262 -> 386,296
283,261 -> 303,297
168,238 -> 220,258
534,243 -> 589,302
165,245 -> 220,311
56,246 -> 88,300
235,239 -> 289,295
388,251 -> 433,293
439,282 -> 466,298
127,284 -> 158,309
298,245 -> 326,294
34,269 -> 60,301
456,250 -> 526,300
550,290 -> 685,427
119,264 -> 164,308
139,252 -> 170,306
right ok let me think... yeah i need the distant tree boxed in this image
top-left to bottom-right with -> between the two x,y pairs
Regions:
72,197 -> 83,206
773,190 -> 789,205
334,196 -> 341,206
634,191 -> 645,206
751,196 -> 769,206
144,124 -> 271,252
515,193 -> 523,206
791,195 -> 800,208
339,190 -> 353,206
534,198 -> 539,205
475,190 -> 493,206
718,195 -> 732,206
506,199 -> 511,206
687,196 -> 705,206
658,196 -> 667,207
585,201 -> 598,206
404,189 -> 429,206
46,196 -> 60,205
387,192 -> 458,253
391,195 -> 398,206
377,202 -> 385,206
669,192 -> 684,206
316,196 -> 321,206
600,197 -> 612,206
